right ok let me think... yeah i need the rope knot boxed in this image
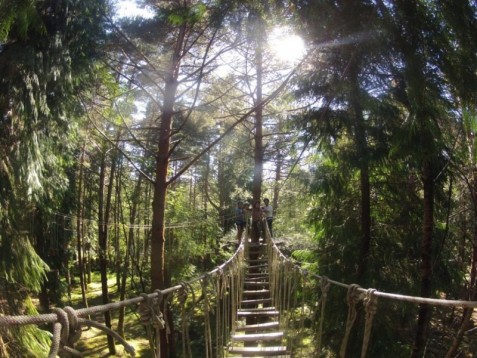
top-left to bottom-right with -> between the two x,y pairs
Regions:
339,284 -> 362,358
178,282 -> 190,305
138,292 -> 166,330
364,288 -> 378,318
347,284 -> 362,305
64,306 -> 82,345
361,289 -> 379,358
320,276 -> 331,298
202,273 -> 210,287
52,307 -> 69,346
50,307 -> 83,358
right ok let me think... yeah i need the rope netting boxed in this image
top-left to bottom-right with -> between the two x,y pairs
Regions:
2,221 -> 477,357
0,236 -> 246,358
264,224 -> 477,357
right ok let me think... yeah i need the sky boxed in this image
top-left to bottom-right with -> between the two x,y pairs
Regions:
113,1 -> 305,64
114,0 -> 154,19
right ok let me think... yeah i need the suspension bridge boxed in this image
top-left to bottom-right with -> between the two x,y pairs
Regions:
1,222 -> 477,357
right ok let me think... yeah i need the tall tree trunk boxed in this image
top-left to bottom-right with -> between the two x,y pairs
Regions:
412,161 -> 434,358
98,145 -> 118,355
85,186 -> 93,285
349,65 -> 371,283
252,32 -> 264,203
151,76 -> 178,291
115,174 -> 121,290
35,209 -> 50,311
151,77 -> 176,358
272,153 -> 282,214
118,175 -> 141,337
150,21 -> 185,358
446,174 -> 477,357
76,143 -> 88,308
216,143 -> 229,234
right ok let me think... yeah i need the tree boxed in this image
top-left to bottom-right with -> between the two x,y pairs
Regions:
0,0 -> 110,355
293,0 -> 385,285
292,0 -> 475,355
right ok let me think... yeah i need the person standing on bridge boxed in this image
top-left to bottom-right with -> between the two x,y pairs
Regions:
235,201 -> 246,242
262,198 -> 273,237
251,200 -> 263,244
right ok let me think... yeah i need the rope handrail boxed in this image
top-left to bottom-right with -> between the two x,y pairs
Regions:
0,239 -> 246,357
1,240 -> 245,324
268,238 -> 477,309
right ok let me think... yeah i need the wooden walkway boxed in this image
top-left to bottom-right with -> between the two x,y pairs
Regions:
228,241 -> 290,357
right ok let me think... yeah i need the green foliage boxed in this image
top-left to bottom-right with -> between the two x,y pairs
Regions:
167,2 -> 207,26
165,184 -> 224,281
0,0 -> 45,42
0,234 -> 49,292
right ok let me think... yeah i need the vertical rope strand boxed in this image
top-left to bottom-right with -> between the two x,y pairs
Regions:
361,289 -> 378,358
316,276 -> 330,356
339,284 -> 362,358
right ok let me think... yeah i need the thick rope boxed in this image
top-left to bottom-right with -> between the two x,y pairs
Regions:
361,289 -> 378,358
201,275 -> 213,358
50,307 -> 68,358
178,282 -> 193,358
138,290 -> 165,357
299,270 -> 308,337
79,318 -> 135,356
6,234 -> 477,358
339,284 -> 362,358
316,275 -> 331,356
48,322 -> 62,358
0,240 -> 246,358
215,268 -> 224,358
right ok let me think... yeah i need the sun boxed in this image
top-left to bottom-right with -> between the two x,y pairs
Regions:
269,27 -> 306,64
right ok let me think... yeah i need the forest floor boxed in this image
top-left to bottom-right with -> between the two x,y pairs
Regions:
71,273 -> 152,357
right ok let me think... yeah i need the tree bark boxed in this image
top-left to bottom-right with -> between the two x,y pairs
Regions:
151,75 -> 178,291
98,144 -> 118,355
412,161 -> 434,358
272,152 -> 282,215
349,65 -> 371,283
76,143 -> 88,308
150,21 -> 186,358
118,175 -> 141,337
445,174 -> 477,357
252,17 -> 264,203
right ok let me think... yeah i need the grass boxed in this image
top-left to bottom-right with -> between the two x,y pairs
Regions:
68,272 -> 152,357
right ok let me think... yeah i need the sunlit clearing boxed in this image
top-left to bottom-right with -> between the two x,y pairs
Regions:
114,0 -> 154,19
269,27 -> 306,64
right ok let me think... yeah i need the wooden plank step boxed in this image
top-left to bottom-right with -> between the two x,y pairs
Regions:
246,258 -> 268,263
247,263 -> 268,269
248,243 -> 266,248
228,346 -> 288,356
247,248 -> 267,253
241,298 -> 273,306
246,277 -> 268,282
245,272 -> 270,281
246,272 -> 269,277
235,354 -> 292,358
245,277 -> 269,283
245,279 -> 269,283
235,321 -> 280,332
243,290 -> 270,297
237,309 -> 279,317
231,332 -> 284,342
238,307 -> 277,313
245,281 -> 269,287
231,356 -> 290,358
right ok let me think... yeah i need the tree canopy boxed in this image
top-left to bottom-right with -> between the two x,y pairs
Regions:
0,0 -> 477,356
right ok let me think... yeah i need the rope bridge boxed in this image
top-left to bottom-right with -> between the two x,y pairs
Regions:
1,221 -> 477,357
